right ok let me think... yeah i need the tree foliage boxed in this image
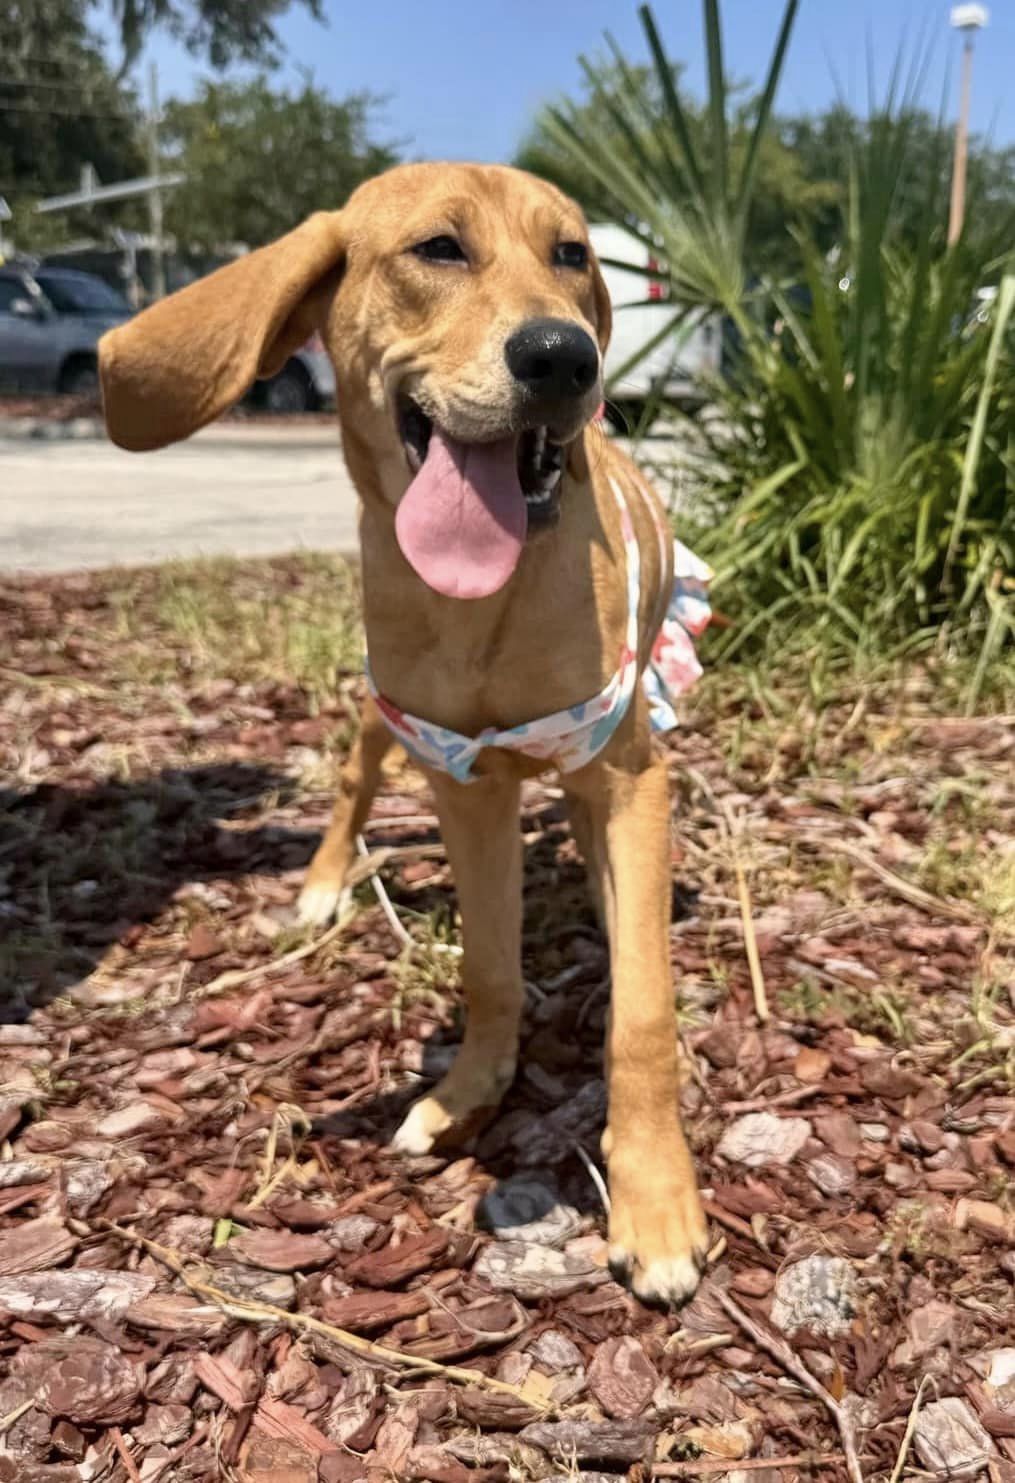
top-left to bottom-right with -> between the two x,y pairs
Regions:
162,78 -> 399,251
105,0 -> 325,72
517,64 -> 1015,276
0,0 -> 144,239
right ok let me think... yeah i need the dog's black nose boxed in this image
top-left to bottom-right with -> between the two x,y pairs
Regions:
504,318 -> 599,401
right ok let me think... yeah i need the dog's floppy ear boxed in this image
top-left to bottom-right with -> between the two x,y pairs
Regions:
100,211 -> 345,451
589,246 -> 612,355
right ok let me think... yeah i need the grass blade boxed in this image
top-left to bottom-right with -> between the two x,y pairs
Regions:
943,274 -> 1015,588
703,0 -> 729,211
638,4 -> 707,201
735,0 -> 800,224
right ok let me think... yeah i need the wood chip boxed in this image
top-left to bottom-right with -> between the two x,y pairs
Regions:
228,1228 -> 336,1272
519,1419 -> 654,1467
0,1216 -> 77,1276
0,1269 -> 155,1322
473,1241 -> 609,1299
586,1336 -> 658,1419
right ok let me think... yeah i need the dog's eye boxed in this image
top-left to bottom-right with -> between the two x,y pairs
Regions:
553,241 -> 588,269
413,235 -> 467,264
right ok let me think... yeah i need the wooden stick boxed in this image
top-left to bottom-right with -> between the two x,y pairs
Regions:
722,1084 -> 828,1116
356,832 -> 413,949
888,1375 -> 931,1483
0,1395 -> 36,1434
100,1221 -> 548,1410
653,1453 -> 846,1477
701,1197 -> 760,1245
712,1287 -> 864,1483
803,835 -> 1012,944
720,803 -> 769,1023
196,917 -> 349,1000
685,768 -> 769,1022
110,1426 -> 143,1483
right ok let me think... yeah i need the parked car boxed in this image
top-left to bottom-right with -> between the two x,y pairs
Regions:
252,331 -> 335,413
588,222 -> 722,426
0,264 -> 131,395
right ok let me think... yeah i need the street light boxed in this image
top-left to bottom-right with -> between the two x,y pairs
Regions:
948,4 -> 989,246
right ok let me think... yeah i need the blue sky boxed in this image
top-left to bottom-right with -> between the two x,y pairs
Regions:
123,1 -> 1014,158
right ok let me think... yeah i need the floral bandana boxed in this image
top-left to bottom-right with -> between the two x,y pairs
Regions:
367,473 -> 712,784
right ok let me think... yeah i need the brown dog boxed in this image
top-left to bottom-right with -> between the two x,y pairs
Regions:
99,163 -> 709,1304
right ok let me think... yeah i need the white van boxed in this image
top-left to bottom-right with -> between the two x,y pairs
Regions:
588,222 -> 721,419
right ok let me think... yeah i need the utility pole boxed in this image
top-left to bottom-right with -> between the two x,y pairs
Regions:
147,61 -> 167,299
0,196 -> 11,261
948,5 -> 989,248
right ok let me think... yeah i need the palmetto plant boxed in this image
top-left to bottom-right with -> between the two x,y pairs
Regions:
695,101 -> 1015,672
539,0 -> 799,382
545,2 -> 1013,670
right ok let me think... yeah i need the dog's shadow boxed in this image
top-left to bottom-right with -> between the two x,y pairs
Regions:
0,761 -> 319,1019
3,760 -> 696,1222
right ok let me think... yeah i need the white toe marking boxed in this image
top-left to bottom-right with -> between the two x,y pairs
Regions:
609,1245 -> 702,1304
296,882 -> 351,927
391,1102 -> 437,1156
632,1255 -> 702,1304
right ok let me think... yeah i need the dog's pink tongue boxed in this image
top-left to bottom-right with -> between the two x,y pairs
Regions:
395,428 -> 527,600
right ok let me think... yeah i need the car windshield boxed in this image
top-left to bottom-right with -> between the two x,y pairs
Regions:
36,272 -> 128,314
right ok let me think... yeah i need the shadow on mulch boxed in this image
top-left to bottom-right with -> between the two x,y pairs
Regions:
0,761 -> 317,1019
310,821 -> 699,1219
3,758 -> 699,1221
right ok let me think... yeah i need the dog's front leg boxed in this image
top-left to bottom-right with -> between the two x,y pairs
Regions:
298,696 -> 393,926
569,754 -> 708,1305
392,769 -> 523,1155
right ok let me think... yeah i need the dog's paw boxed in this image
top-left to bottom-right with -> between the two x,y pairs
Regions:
296,880 -> 352,927
607,1149 -> 710,1307
391,1095 -> 453,1156
391,1052 -> 517,1157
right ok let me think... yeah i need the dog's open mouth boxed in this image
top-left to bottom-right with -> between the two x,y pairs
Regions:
394,398 -> 567,601
399,400 -> 565,524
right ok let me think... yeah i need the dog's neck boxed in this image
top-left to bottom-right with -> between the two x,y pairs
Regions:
339,423 -> 627,736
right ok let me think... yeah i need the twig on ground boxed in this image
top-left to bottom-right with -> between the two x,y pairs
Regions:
100,1220 -> 550,1410
712,1286 -> 865,1483
0,664 -> 111,697
144,1421 -> 211,1483
110,1425 -> 143,1483
685,766 -> 768,1021
802,835 -> 1013,944
721,804 -> 769,1024
196,917 -> 349,999
247,1101 -> 311,1209
888,1376 -> 931,1483
356,832 -> 414,949
653,1454 -> 847,1477
722,1083 -> 829,1115
0,1394 -> 37,1433
573,1142 -> 611,1213
665,1330 -> 735,1357
363,813 -> 441,833
700,1198 -> 759,1245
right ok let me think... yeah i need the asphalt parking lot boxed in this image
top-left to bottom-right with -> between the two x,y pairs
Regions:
0,422 -> 359,572
0,418 -> 694,572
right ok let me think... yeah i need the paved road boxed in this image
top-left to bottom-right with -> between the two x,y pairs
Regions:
0,423 -> 360,573
0,421 -> 692,573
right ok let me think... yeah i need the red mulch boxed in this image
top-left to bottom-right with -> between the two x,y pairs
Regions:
0,562 -> 1013,1483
